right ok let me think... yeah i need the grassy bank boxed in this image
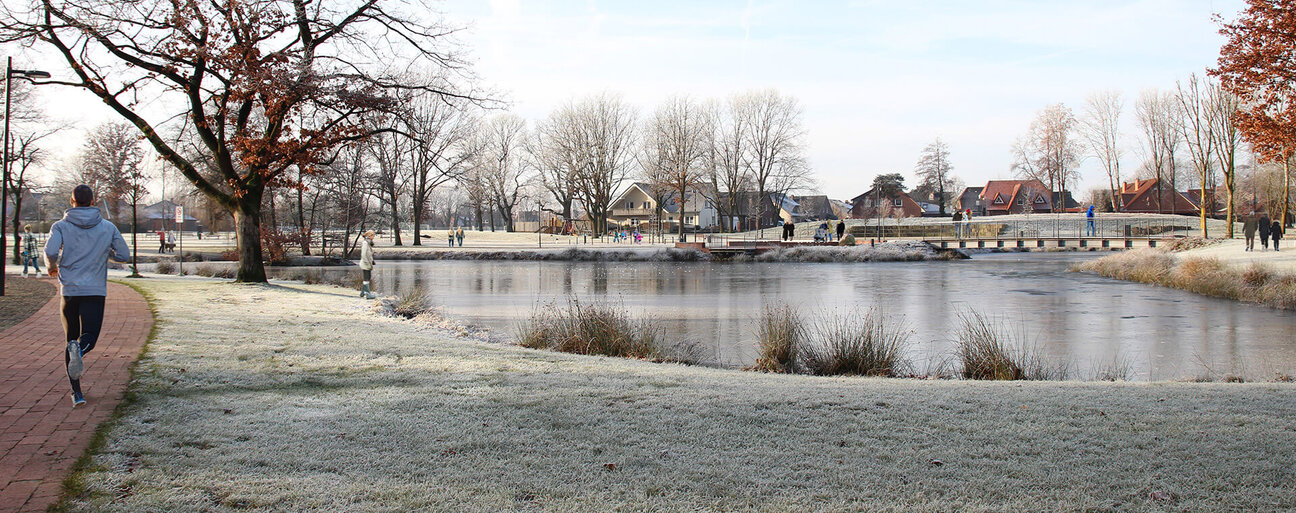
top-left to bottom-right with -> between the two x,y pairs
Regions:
54,277 -> 1296,512
1078,249 -> 1296,310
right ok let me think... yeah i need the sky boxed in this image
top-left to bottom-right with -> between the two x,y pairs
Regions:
438,0 -> 1246,200
12,0 -> 1246,203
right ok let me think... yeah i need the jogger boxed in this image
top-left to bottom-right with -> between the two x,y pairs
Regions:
45,185 -> 131,408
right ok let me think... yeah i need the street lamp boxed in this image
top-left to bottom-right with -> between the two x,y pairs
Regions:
1,58 -> 50,296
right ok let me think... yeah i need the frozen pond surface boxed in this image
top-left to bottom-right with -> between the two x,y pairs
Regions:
328,253 -> 1296,380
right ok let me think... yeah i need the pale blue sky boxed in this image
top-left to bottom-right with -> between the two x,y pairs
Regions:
443,0 -> 1245,198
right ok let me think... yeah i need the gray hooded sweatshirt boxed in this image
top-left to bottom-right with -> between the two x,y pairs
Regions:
44,207 -> 131,296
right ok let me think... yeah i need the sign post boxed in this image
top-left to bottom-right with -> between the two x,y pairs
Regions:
175,206 -> 184,275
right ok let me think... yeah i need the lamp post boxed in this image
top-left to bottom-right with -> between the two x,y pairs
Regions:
2,58 -> 50,296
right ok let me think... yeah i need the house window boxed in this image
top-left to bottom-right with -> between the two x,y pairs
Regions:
1015,196 -> 1024,205
992,195 -> 1005,205
1034,195 -> 1046,204
627,201 -> 635,209
893,198 -> 903,207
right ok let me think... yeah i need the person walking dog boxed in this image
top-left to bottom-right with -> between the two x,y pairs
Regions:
22,225 -> 42,276
45,185 -> 131,408
359,230 -> 376,299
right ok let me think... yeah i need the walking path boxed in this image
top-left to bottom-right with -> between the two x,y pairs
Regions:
0,280 -> 151,513
1179,238 -> 1296,273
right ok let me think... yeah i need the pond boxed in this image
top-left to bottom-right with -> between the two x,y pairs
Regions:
316,253 -> 1296,380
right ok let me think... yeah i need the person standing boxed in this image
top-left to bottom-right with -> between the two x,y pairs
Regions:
44,185 -> 131,408
952,210 -> 963,238
359,230 -> 376,299
1085,205 -> 1096,237
962,209 -> 972,237
1272,220 -> 1283,252
447,228 -> 455,247
157,229 -> 167,253
456,227 -> 465,247
21,225 -> 42,276
1259,211 -> 1271,250
1242,212 -> 1259,252
836,220 -> 846,241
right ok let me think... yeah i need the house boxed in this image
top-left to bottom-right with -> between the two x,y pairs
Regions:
121,200 -> 203,232
715,191 -> 785,231
828,199 -> 852,219
1184,186 -> 1228,215
849,188 -> 925,218
1118,179 -> 1198,215
607,182 -> 718,232
789,195 -> 838,223
957,187 -> 985,215
979,179 -> 1056,215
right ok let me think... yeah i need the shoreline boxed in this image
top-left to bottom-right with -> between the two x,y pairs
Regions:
54,275 -> 1296,512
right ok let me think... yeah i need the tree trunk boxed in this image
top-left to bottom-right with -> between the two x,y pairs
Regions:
297,184 -> 310,256
1285,157 -> 1292,229
233,197 -> 267,283
391,191 -> 403,246
1225,175 -> 1235,239
411,195 -> 423,246
130,201 -> 139,276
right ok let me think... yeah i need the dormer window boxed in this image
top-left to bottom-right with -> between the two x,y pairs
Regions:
992,195 -> 1005,205
1034,194 -> 1046,204
893,198 -> 903,207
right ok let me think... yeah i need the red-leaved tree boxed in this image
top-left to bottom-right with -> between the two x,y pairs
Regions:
1,0 -> 481,281
1213,0 -> 1296,226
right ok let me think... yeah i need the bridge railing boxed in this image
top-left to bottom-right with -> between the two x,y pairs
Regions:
851,215 -> 1202,241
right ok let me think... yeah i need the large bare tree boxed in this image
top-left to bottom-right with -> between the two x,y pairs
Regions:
913,138 -> 955,215
737,89 -> 808,234
1207,85 -> 1243,237
1135,90 -> 1183,213
554,93 -> 638,237
1,0 -> 480,281
473,114 -> 528,232
707,97 -> 751,232
1012,103 -> 1081,206
1079,91 -> 1124,212
642,95 -> 712,241
407,94 -> 475,244
1175,74 -> 1218,236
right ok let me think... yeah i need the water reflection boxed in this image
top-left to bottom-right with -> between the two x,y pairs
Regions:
337,253 -> 1296,380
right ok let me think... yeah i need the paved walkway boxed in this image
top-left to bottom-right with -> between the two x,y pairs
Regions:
0,280 -> 152,513
1179,238 -> 1296,273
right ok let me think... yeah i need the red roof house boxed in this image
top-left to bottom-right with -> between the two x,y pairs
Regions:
1119,179 -> 1198,215
978,179 -> 1055,215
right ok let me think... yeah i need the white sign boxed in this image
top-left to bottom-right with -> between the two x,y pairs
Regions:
174,206 -> 184,223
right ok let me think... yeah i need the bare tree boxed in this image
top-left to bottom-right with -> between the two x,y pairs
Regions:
366,130 -> 410,245
1175,74 -> 1218,236
737,89 -> 809,235
1012,103 -> 1082,205
708,97 -> 751,232
76,123 -> 148,271
407,94 -> 475,243
1080,90 -> 1124,212
561,94 -> 638,237
471,115 -> 528,232
1208,86 -> 1244,237
1136,90 -> 1184,213
532,112 -> 582,231
641,95 -> 712,241
1,0 -> 484,282
913,138 -> 955,215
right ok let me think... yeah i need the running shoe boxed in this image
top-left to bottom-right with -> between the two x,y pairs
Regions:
72,392 -> 86,408
67,340 -> 83,380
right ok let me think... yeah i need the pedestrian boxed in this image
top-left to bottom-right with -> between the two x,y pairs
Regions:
1259,211 -> 1271,250
952,210 -> 963,238
196,231 -> 202,240
1085,205 -> 1096,237
358,230 -> 376,299
44,185 -> 131,408
447,228 -> 455,247
1272,220 -> 1283,251
1243,212 -> 1259,252
783,220 -> 793,241
836,220 -> 846,241
157,229 -> 167,253
456,227 -> 465,247
22,225 -> 42,276
962,209 -> 972,237
820,222 -> 832,242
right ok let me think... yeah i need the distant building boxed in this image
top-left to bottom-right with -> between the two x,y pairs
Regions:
1118,179 -> 1198,215
957,187 -> 985,216
978,179 -> 1056,215
849,188 -> 925,219
789,194 -> 838,222
716,191 -> 785,231
607,183 -> 718,232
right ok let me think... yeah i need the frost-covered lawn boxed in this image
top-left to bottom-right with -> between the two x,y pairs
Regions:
65,277 -> 1296,512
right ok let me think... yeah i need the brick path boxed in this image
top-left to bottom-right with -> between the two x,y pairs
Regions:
0,280 -> 152,513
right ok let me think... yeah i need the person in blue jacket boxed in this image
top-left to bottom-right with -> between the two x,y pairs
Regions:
44,185 -> 131,408
1085,205 -> 1096,237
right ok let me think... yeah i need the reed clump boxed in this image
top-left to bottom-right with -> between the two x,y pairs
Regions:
153,259 -> 177,275
517,300 -> 698,363
752,304 -> 911,377
956,312 -> 1064,380
1078,249 -> 1296,310
393,287 -> 434,319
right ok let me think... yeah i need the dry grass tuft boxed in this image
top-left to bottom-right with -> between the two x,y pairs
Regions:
802,309 -> 911,377
153,260 -> 177,275
956,312 -> 1064,380
1079,249 -> 1296,310
193,264 -> 236,279
393,287 -> 434,319
517,299 -> 700,364
752,304 -> 806,373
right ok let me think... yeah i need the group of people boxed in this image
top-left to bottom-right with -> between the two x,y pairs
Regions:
1243,211 -> 1285,252
610,229 -> 643,243
446,227 -> 466,247
783,219 -> 847,242
951,209 -> 974,238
